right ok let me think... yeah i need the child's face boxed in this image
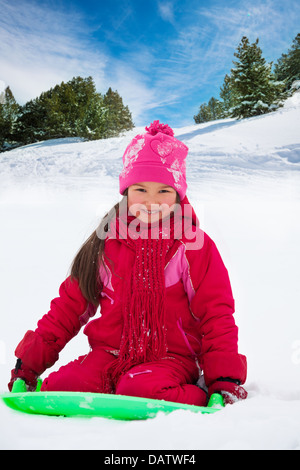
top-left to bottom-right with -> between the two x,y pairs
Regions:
128,182 -> 178,223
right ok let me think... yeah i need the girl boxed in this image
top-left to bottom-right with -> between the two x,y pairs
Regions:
9,121 -> 247,406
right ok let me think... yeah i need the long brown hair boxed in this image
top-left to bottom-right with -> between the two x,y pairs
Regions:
70,192 -> 127,306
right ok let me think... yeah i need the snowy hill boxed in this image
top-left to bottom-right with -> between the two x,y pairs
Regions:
1,90 -> 300,185
0,93 -> 300,450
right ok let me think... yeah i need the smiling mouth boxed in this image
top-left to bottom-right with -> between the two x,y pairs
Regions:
141,209 -> 160,215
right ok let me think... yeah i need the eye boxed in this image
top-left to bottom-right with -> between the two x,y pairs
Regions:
159,189 -> 170,193
135,188 -> 146,192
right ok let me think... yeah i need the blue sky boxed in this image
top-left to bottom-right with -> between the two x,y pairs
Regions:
0,0 -> 299,127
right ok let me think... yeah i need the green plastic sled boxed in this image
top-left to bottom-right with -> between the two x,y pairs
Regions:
0,379 -> 224,420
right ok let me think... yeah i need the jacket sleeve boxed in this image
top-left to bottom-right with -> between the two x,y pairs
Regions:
188,233 -> 247,386
14,276 -> 96,376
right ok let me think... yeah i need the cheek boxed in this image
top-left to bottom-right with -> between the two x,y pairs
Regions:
162,194 -> 177,207
127,193 -> 146,216
128,191 -> 141,207
159,194 -> 177,218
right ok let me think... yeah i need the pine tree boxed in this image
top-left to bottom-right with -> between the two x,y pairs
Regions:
0,86 -> 21,150
274,33 -> 300,91
0,88 -> 4,106
16,95 -> 48,144
8,77 -> 134,148
194,103 -> 211,123
102,87 -> 134,138
219,74 -> 237,117
208,97 -> 223,120
42,76 -> 107,140
230,37 -> 285,118
16,76 -> 108,144
194,97 -> 223,123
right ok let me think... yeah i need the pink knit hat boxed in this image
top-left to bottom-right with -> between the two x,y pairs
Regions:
119,121 -> 188,200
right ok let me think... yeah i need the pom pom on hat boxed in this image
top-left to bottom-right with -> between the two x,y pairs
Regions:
145,120 -> 174,137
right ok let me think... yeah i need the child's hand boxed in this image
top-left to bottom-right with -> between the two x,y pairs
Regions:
8,359 -> 38,392
208,378 -> 248,405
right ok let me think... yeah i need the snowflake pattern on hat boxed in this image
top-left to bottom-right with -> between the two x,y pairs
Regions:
120,135 -> 145,179
167,158 -> 186,190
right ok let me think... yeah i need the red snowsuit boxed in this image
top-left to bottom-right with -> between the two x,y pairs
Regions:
13,217 -> 247,406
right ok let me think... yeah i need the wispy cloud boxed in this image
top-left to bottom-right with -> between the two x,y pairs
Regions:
195,0 -> 300,62
157,1 -> 175,24
0,0 -> 298,127
0,0 -> 190,124
0,1 -> 108,101
0,0 -> 158,123
151,0 -> 300,104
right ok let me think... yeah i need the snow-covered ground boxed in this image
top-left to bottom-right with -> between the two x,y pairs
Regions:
0,92 -> 300,450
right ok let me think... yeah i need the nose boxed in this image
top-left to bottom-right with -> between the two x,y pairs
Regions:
144,196 -> 160,208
